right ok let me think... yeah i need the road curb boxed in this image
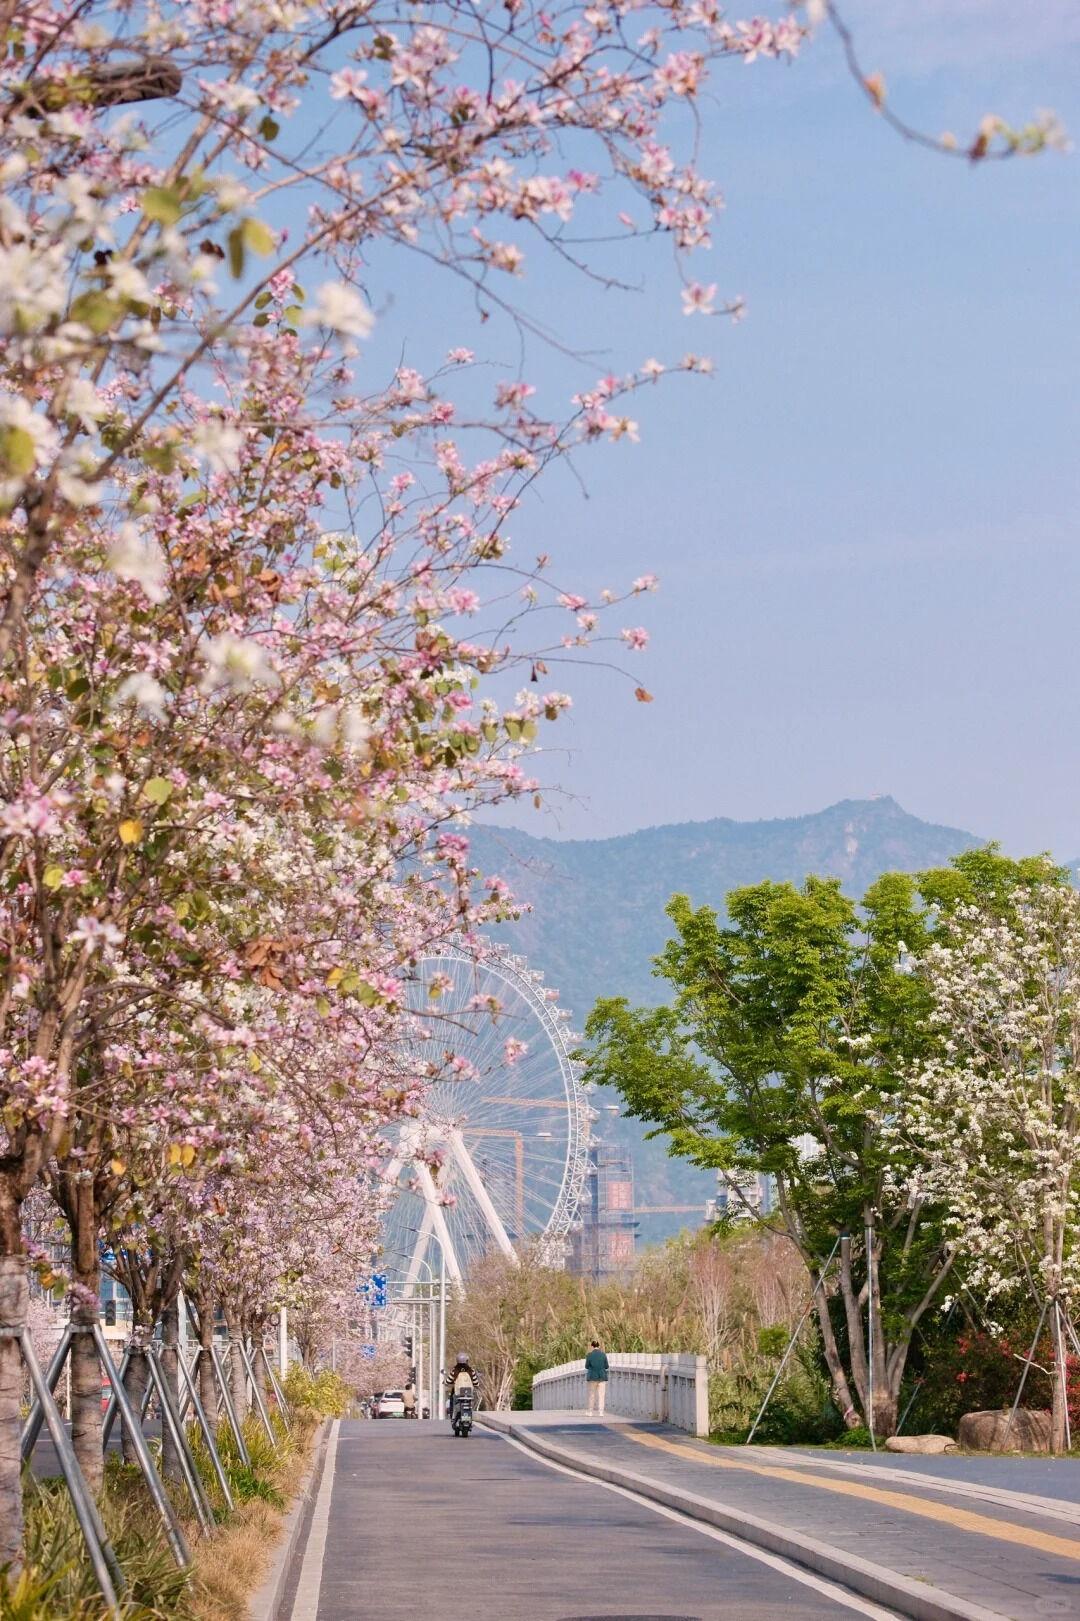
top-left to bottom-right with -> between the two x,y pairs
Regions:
248,1418 -> 331,1621
480,1416 -> 1004,1621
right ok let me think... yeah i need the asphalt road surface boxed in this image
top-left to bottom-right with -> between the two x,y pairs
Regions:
288,1421 -> 899,1621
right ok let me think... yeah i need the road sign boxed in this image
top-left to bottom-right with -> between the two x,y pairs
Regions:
357,1272 -> 388,1309
361,1344 -> 376,1360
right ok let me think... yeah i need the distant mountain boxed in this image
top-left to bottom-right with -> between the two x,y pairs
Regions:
469,797 -> 981,1243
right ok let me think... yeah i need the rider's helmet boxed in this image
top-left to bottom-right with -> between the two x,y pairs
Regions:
456,1352 -> 470,1366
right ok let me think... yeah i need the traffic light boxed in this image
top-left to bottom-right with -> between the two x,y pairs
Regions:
404,1334 -> 413,1358
104,1299 -> 116,1327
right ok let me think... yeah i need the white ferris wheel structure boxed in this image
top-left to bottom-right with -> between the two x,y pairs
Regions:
380,944 -> 593,1288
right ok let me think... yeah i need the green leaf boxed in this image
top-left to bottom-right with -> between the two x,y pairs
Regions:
227,226 -> 245,279
259,114 -> 280,141
142,776 -> 173,805
254,290 -> 273,310
242,217 -> 275,256
142,186 -> 184,225
0,426 -> 36,477
282,304 -> 302,326
42,865 -> 65,891
69,291 -> 121,334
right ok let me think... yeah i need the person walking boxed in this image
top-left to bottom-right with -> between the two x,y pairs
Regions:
585,1339 -> 609,1416
402,1382 -> 417,1419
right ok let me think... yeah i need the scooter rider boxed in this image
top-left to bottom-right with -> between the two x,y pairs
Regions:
445,1352 -> 479,1426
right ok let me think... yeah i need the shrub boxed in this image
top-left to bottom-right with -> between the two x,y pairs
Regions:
822,1425 -> 873,1450
709,1328 -> 842,1447
907,1326 -> 1050,1437
282,1365 -> 351,1418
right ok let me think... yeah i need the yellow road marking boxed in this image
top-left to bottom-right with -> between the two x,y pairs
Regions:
622,1430 -> 1080,1563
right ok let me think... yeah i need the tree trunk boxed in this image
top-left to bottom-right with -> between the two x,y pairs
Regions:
0,1251 -> 28,1566
160,1298 -> 181,1482
229,1332 -> 249,1424
1051,1302 -> 1069,1456
838,1236 -> 871,1425
250,1322 -> 268,1410
865,1232 -> 899,1437
121,1330 -> 150,1465
814,1276 -> 861,1429
69,1180 -> 104,1493
192,1304 -> 216,1418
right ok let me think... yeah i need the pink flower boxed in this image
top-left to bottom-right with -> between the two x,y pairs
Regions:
681,281 -> 717,316
621,626 -> 649,651
329,67 -> 368,101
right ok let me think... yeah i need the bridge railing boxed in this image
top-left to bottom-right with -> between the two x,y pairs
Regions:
532,1352 -> 708,1437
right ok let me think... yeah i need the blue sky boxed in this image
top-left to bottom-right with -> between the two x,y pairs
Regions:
369,4 -> 1080,855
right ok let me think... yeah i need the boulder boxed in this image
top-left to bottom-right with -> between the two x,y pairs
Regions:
885,1434 -> 957,1455
957,1408 -> 1052,1453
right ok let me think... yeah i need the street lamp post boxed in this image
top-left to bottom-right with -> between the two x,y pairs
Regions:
386,1248 -> 440,1421
399,1227 -> 449,1419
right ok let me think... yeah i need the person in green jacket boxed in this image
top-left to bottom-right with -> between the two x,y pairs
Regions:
585,1340 -> 609,1415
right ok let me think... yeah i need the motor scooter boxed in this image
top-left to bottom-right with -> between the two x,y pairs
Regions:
451,1387 -> 474,1437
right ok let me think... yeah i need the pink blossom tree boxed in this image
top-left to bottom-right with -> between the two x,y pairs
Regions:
0,0 -> 821,1554
0,0 -> 1061,1570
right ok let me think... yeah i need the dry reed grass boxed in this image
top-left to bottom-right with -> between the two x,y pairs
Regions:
188,1422 -> 317,1621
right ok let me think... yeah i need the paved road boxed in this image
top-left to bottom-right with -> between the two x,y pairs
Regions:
494,1419 -> 1080,1619
31,1418 -> 162,1479
789,1445 -> 1080,1502
288,1421 -> 899,1621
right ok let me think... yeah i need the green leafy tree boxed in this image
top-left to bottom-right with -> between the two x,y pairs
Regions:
582,850 -> 1058,1436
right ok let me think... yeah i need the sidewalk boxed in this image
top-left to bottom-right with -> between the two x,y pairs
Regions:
482,1412 -> 1080,1620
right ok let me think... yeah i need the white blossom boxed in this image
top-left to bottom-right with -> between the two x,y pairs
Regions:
200,633 -> 280,692
301,283 -> 375,340
106,523 -> 168,602
113,673 -> 168,719
190,420 -> 244,475
895,881 -> 1080,1323
65,379 -> 107,432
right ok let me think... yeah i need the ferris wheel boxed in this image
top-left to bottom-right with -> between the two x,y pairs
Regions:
380,945 -> 592,1287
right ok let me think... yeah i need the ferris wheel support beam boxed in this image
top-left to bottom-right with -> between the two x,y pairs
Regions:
402,1204 -> 435,1296
415,1161 -> 465,1286
446,1127 -> 520,1265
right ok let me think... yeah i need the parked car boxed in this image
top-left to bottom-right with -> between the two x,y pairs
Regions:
374,1389 -> 407,1418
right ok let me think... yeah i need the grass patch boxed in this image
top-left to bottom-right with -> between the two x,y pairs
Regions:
188,1421 -> 315,1621
4,1396 -> 326,1621
4,1462 -> 194,1620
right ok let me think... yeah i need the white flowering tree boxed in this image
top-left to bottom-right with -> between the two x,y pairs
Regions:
900,878 -> 1080,1453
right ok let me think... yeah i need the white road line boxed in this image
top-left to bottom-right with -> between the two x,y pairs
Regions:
289,1418 -> 340,1621
500,1432 -> 900,1621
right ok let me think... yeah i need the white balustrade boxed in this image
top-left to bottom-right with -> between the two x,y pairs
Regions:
531,1351 -> 708,1437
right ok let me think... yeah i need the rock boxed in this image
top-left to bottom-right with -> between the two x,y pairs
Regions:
885,1434 -> 957,1454
957,1408 -> 1052,1453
